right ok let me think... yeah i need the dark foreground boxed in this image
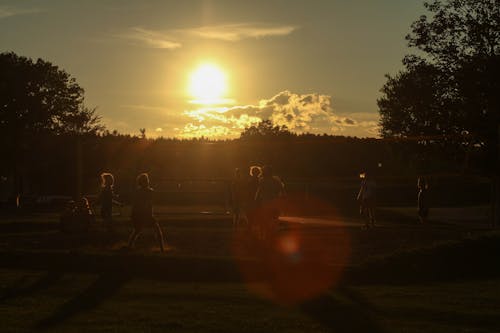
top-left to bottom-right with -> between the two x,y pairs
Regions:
0,207 -> 499,332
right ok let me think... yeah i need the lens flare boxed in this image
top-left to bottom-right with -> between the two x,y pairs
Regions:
232,194 -> 351,305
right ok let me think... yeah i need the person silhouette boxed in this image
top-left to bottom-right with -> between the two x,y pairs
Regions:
417,176 -> 429,223
357,171 -> 376,228
246,165 -> 262,231
98,173 -> 121,232
128,173 -> 166,252
231,168 -> 247,227
255,165 -> 285,240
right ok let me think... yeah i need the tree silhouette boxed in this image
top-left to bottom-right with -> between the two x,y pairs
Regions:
407,0 -> 499,67
240,120 -> 293,140
0,52 -> 103,198
378,0 -> 500,169
378,59 -> 445,139
0,52 -> 103,136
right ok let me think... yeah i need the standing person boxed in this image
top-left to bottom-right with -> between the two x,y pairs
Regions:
246,165 -> 262,233
357,171 -> 376,228
128,173 -> 166,252
231,168 -> 247,227
417,176 -> 429,223
248,166 -> 262,198
255,165 -> 285,240
98,173 -> 120,232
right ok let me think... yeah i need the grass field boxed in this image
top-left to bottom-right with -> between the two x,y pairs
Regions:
1,270 -> 499,332
0,206 -> 499,332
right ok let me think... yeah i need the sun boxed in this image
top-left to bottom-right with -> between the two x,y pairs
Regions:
188,63 -> 228,104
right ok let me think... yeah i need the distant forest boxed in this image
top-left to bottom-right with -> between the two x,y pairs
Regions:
0,126 -> 487,200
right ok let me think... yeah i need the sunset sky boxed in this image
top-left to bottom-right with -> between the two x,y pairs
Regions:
0,0 -> 426,139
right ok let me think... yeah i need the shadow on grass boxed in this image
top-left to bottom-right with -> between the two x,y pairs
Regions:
381,306 -> 500,330
300,288 -> 384,333
343,232 -> 500,285
0,222 -> 58,233
0,251 -> 242,282
35,274 -> 129,330
1,232 -> 500,286
0,271 -> 63,301
343,276 -> 500,330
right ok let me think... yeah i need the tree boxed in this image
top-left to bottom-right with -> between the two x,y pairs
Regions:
407,0 -> 500,67
378,59 -> 446,138
0,52 -> 103,136
378,0 -> 500,166
0,52 -> 103,198
240,120 -> 293,140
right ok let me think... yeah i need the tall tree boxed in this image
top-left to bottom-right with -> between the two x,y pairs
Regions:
407,0 -> 500,66
0,52 -> 103,197
378,0 -> 500,164
0,52 -> 103,136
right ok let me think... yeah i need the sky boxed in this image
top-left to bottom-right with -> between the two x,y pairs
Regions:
0,0 -> 427,139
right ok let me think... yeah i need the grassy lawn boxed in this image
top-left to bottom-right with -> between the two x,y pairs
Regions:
0,269 -> 499,332
0,208 -> 499,332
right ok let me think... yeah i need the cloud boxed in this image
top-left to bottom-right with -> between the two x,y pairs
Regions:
333,117 -> 358,127
257,91 -> 335,132
181,107 -> 260,138
120,104 -> 167,111
179,23 -> 298,41
181,91 -> 380,138
115,22 -> 297,49
118,27 -> 181,49
359,121 -> 380,136
331,113 -> 380,136
176,123 -> 235,139
0,5 -> 41,19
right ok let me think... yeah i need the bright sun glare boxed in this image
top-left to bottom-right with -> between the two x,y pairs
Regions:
188,63 -> 228,104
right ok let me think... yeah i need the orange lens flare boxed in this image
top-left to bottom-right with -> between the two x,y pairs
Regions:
232,194 -> 351,305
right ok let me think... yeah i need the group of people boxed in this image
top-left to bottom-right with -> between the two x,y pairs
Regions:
101,172 -> 166,252
62,164 -> 287,251
357,172 -> 430,228
230,165 -> 286,239
61,167 -> 429,250
61,172 -> 167,252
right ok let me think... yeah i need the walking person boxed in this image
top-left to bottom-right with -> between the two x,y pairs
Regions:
98,172 -> 121,232
357,171 -> 376,228
128,173 -> 166,252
